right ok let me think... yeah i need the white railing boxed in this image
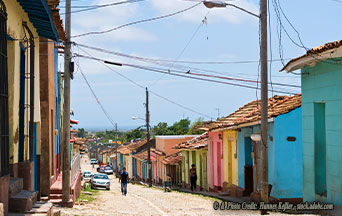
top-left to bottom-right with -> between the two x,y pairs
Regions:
71,152 -> 81,185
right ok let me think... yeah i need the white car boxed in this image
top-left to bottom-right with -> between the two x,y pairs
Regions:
83,173 -> 92,182
103,167 -> 113,175
91,174 -> 110,190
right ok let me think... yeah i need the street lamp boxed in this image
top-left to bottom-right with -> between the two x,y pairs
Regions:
203,0 -> 260,18
132,116 -> 145,121
203,0 -> 269,203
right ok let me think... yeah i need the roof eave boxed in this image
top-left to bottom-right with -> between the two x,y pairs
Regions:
281,47 -> 342,73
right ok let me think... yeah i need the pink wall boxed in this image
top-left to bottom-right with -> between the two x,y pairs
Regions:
209,131 -> 224,189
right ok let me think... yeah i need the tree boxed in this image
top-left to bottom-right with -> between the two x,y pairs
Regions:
167,118 -> 191,135
77,128 -> 86,137
152,122 -> 169,136
124,127 -> 145,142
187,117 -> 205,135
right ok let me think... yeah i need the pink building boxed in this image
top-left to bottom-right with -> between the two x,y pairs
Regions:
208,131 -> 224,191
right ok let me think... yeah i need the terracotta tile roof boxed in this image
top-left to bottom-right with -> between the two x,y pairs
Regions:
173,133 -> 208,150
70,119 -> 79,124
151,148 -> 165,156
132,148 -> 164,160
127,139 -> 147,151
46,0 -> 66,41
198,94 -> 301,131
162,152 -> 182,165
133,151 -> 148,161
281,40 -> 342,72
117,145 -> 131,155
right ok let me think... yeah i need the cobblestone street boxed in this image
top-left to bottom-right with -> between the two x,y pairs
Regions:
55,156 -> 316,216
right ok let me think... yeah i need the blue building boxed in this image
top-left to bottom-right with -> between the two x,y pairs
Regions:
236,95 -> 303,201
282,40 -> 342,206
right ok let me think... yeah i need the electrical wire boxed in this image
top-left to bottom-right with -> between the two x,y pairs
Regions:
268,0 -> 274,97
74,42 -> 291,65
75,53 -> 299,95
74,42 -> 300,81
75,45 -> 215,119
60,0 -> 144,15
149,9 -> 211,87
72,2 -> 202,38
272,0 -> 342,68
74,43 -> 301,87
77,61 -> 118,129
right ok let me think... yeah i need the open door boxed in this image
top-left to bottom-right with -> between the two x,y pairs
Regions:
244,137 -> 253,196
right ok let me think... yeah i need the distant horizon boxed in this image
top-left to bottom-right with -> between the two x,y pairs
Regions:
75,125 -> 137,132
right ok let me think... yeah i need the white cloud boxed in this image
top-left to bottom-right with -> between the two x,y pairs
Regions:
71,0 -> 158,43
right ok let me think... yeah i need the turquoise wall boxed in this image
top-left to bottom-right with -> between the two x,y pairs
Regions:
273,107 -> 303,198
237,124 -> 274,192
301,59 -> 342,204
237,111 -> 303,199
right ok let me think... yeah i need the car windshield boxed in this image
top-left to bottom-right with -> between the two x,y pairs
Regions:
84,171 -> 91,174
93,175 -> 109,179
85,174 -> 91,177
105,167 -> 112,170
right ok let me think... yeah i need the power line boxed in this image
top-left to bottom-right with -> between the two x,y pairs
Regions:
71,2 -> 202,38
74,42 -> 299,80
76,61 -> 118,129
73,43 -> 300,87
60,0 -> 144,15
75,53 -> 299,95
75,42 -> 290,65
75,45 -> 215,119
149,9 -> 211,87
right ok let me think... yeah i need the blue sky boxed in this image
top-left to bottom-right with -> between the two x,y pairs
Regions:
59,0 -> 342,131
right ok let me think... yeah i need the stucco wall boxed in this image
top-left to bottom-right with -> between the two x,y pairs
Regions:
208,131 -> 224,189
273,107 -> 303,199
237,123 -> 274,193
155,136 -> 196,156
223,130 -> 238,187
301,60 -> 342,204
5,0 -> 40,165
39,37 -> 56,196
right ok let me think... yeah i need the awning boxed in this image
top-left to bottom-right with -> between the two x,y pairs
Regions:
70,119 -> 79,124
17,0 -> 59,41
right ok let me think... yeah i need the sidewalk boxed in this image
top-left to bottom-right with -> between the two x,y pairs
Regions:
172,187 -> 251,203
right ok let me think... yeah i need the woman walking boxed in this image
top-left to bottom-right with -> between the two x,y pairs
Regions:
189,164 -> 197,192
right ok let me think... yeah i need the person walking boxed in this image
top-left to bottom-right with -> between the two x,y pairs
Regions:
119,167 -> 129,196
189,164 -> 197,192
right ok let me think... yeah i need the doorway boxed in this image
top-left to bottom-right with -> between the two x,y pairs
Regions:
244,137 -> 253,196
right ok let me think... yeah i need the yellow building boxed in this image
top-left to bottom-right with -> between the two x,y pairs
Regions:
223,130 -> 239,187
0,0 -> 60,214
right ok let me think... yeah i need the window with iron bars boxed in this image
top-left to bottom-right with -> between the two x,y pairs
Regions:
0,0 -> 9,177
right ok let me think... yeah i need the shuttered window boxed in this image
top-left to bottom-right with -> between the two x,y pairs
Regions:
0,0 -> 9,177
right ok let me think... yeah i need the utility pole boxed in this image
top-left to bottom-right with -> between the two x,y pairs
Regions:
114,123 -> 118,173
145,87 -> 152,187
215,108 -> 220,119
260,0 -> 269,203
62,0 -> 71,204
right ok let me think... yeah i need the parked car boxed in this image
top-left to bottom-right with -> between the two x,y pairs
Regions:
103,166 -> 113,175
83,173 -> 92,182
90,158 -> 97,164
82,171 -> 91,177
97,165 -> 106,173
91,174 -> 110,190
